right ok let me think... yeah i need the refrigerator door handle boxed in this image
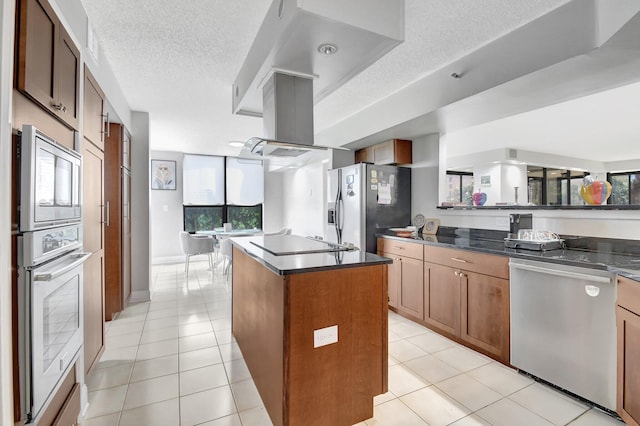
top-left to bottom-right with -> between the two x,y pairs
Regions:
335,192 -> 343,244
338,197 -> 345,232
335,169 -> 343,244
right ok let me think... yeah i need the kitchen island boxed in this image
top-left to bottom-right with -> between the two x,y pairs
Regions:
230,235 -> 391,426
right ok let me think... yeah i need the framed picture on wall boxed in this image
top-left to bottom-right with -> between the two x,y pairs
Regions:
151,159 -> 176,190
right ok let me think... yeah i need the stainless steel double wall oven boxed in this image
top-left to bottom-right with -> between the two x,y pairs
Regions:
17,125 -> 89,423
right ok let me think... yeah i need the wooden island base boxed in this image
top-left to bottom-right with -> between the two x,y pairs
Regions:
232,246 -> 388,426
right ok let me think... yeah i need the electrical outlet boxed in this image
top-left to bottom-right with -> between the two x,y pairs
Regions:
162,205 -> 168,212
314,325 -> 338,348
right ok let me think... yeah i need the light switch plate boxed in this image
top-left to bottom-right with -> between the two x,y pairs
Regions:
314,325 -> 338,348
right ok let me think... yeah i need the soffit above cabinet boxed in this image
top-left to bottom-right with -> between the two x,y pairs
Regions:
232,0 -> 404,117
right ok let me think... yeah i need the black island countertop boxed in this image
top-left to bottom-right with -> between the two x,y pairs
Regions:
378,227 -> 640,281
230,234 -> 391,276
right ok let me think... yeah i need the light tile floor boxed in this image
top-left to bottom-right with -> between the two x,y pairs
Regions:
80,260 -> 626,426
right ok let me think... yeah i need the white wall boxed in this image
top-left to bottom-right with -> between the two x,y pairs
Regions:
150,151 -> 185,263
437,208 -> 640,239
130,112 -> 151,302
410,134 -> 440,219
281,161 -> 328,238
0,0 -> 15,421
263,171 -> 285,233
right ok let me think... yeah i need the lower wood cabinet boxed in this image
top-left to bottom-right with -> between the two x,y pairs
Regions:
460,270 -> 509,361
379,250 -> 399,308
424,262 -> 460,336
397,256 -> 424,318
617,276 -> 640,426
378,239 -> 424,317
378,237 -> 511,364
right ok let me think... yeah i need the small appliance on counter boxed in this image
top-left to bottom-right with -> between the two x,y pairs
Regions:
504,229 -> 564,251
509,213 -> 532,236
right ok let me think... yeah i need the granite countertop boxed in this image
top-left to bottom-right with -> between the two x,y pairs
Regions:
378,227 -> 640,281
231,235 -> 392,276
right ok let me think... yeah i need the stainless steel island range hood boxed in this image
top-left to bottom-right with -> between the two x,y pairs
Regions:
241,72 -> 323,159
236,0 -> 404,160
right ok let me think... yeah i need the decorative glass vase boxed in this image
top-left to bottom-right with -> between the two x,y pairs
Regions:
472,192 -> 487,206
579,179 -> 611,205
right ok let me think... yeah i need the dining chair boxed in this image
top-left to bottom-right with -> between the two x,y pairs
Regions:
263,228 -> 291,236
179,231 -> 216,276
219,237 -> 233,278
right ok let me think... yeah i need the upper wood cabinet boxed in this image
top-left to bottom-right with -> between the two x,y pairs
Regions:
16,0 -> 80,130
617,276 -> 640,426
355,139 -> 412,165
83,66 -> 106,149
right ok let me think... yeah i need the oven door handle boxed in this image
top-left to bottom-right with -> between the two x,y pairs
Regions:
34,252 -> 92,281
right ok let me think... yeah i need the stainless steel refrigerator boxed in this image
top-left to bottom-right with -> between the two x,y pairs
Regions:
326,163 -> 411,253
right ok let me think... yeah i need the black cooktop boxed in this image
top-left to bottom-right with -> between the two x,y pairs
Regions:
250,235 -> 348,256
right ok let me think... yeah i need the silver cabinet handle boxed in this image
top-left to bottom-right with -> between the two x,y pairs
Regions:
51,102 -> 67,113
105,201 -> 110,227
510,261 -> 612,284
101,112 -> 110,140
450,257 -> 468,263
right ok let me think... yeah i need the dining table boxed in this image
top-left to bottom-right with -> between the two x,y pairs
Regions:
195,228 -> 263,267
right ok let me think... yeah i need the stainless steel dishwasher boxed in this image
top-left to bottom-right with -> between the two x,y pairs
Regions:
509,258 -> 616,411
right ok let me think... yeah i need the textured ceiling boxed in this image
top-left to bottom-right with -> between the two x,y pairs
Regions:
80,0 -> 572,155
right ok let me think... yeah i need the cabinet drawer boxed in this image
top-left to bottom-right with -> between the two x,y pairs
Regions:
618,275 -> 640,313
424,246 -> 508,279
379,239 -> 423,260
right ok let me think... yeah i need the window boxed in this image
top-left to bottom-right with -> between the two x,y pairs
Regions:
527,166 -> 589,206
183,206 -> 223,233
445,172 -> 473,205
182,155 -> 264,232
609,171 -> 640,205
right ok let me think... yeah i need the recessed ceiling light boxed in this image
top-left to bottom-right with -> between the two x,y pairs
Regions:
317,43 -> 338,55
229,141 -> 244,147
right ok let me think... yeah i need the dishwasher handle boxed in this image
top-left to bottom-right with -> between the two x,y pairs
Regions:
509,261 -> 612,284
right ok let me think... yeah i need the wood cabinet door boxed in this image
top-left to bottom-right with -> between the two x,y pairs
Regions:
373,141 -> 394,165
398,256 -> 424,319
82,140 -> 105,374
83,67 -> 105,149
55,24 -> 80,129
104,123 -> 123,320
424,262 -> 460,336
381,252 -> 400,309
617,306 -> 640,426
16,0 -> 80,130
16,0 -> 57,112
460,270 -> 509,362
